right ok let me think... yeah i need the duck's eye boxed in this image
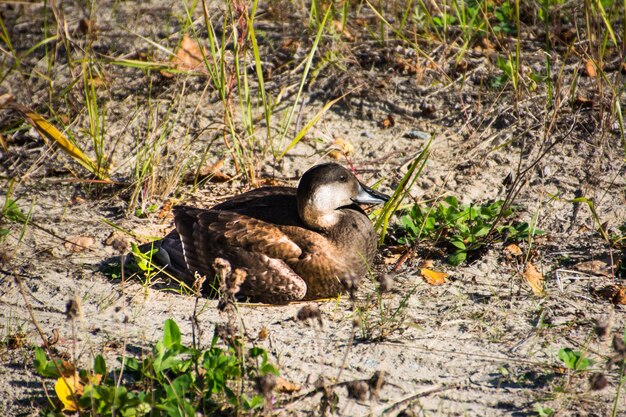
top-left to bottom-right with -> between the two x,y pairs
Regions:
339,175 -> 347,182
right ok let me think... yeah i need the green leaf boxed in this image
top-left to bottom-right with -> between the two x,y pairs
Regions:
163,319 -> 181,348
243,394 -> 264,410
34,347 -> 61,378
94,355 -> 107,376
444,196 -> 459,208
34,347 -> 51,376
472,225 -> 490,237
450,238 -> 466,250
448,251 -> 466,266
123,357 -> 141,372
558,348 -> 593,371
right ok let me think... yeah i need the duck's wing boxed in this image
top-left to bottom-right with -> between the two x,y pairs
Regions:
173,206 -> 307,302
212,187 -> 302,226
213,187 -> 296,210
174,206 -> 303,261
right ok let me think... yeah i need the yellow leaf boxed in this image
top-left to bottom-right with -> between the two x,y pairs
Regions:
54,373 -> 83,412
523,262 -> 544,296
328,137 -> 354,159
420,268 -> 448,285
274,376 -> 301,393
12,104 -> 109,180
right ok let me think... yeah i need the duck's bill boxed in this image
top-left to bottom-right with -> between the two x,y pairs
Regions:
353,182 -> 390,205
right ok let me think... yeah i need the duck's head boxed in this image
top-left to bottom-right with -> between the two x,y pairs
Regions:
297,163 -> 390,230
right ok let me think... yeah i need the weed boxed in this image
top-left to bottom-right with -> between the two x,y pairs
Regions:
34,318 -> 278,415
557,348 -> 593,372
374,139 -> 432,244
534,404 -> 554,416
353,273 -> 417,342
397,196 -> 543,265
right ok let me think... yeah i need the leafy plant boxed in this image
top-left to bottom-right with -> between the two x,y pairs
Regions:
492,2 -> 517,34
558,348 -> 593,372
397,196 -> 543,265
35,319 -> 278,416
535,404 -> 555,417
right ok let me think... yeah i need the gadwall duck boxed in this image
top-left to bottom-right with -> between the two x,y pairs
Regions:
149,163 -> 389,304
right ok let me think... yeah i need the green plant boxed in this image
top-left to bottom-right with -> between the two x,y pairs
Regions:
534,404 -> 554,417
353,276 -> 417,342
0,180 -> 34,260
557,348 -> 592,372
374,138 -> 432,244
397,196 -> 543,265
491,54 -> 518,89
34,319 -> 278,416
130,240 -> 158,268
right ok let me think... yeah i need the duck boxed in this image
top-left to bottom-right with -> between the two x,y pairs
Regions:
148,162 -> 389,304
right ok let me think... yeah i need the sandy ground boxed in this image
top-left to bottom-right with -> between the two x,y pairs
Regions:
1,1 -> 626,416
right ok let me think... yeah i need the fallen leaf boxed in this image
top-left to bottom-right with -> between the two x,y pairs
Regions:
504,243 -> 523,257
573,95 -> 594,109
163,34 -> 207,77
105,232 -> 129,253
257,326 -> 268,341
332,20 -> 354,41
420,268 -> 448,285
584,59 -> 596,77
523,262 -> 544,296
421,259 -> 434,269
54,373 -> 83,412
183,159 -> 232,184
594,285 -> 626,305
328,137 -> 354,159
383,253 -> 402,265
11,104 -> 109,179
64,236 -> 95,253
274,376 -> 301,393
573,259 -> 612,277
378,114 -> 395,129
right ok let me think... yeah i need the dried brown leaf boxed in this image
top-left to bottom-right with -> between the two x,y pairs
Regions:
504,243 -> 523,257
523,262 -> 544,296
64,236 -> 95,253
274,376 -> 301,393
163,34 -> 207,78
595,285 -> 626,305
584,59 -> 596,77
573,95 -> 594,109
183,159 -> 231,184
573,259 -> 612,277
328,137 -> 354,159
383,253 -> 402,265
